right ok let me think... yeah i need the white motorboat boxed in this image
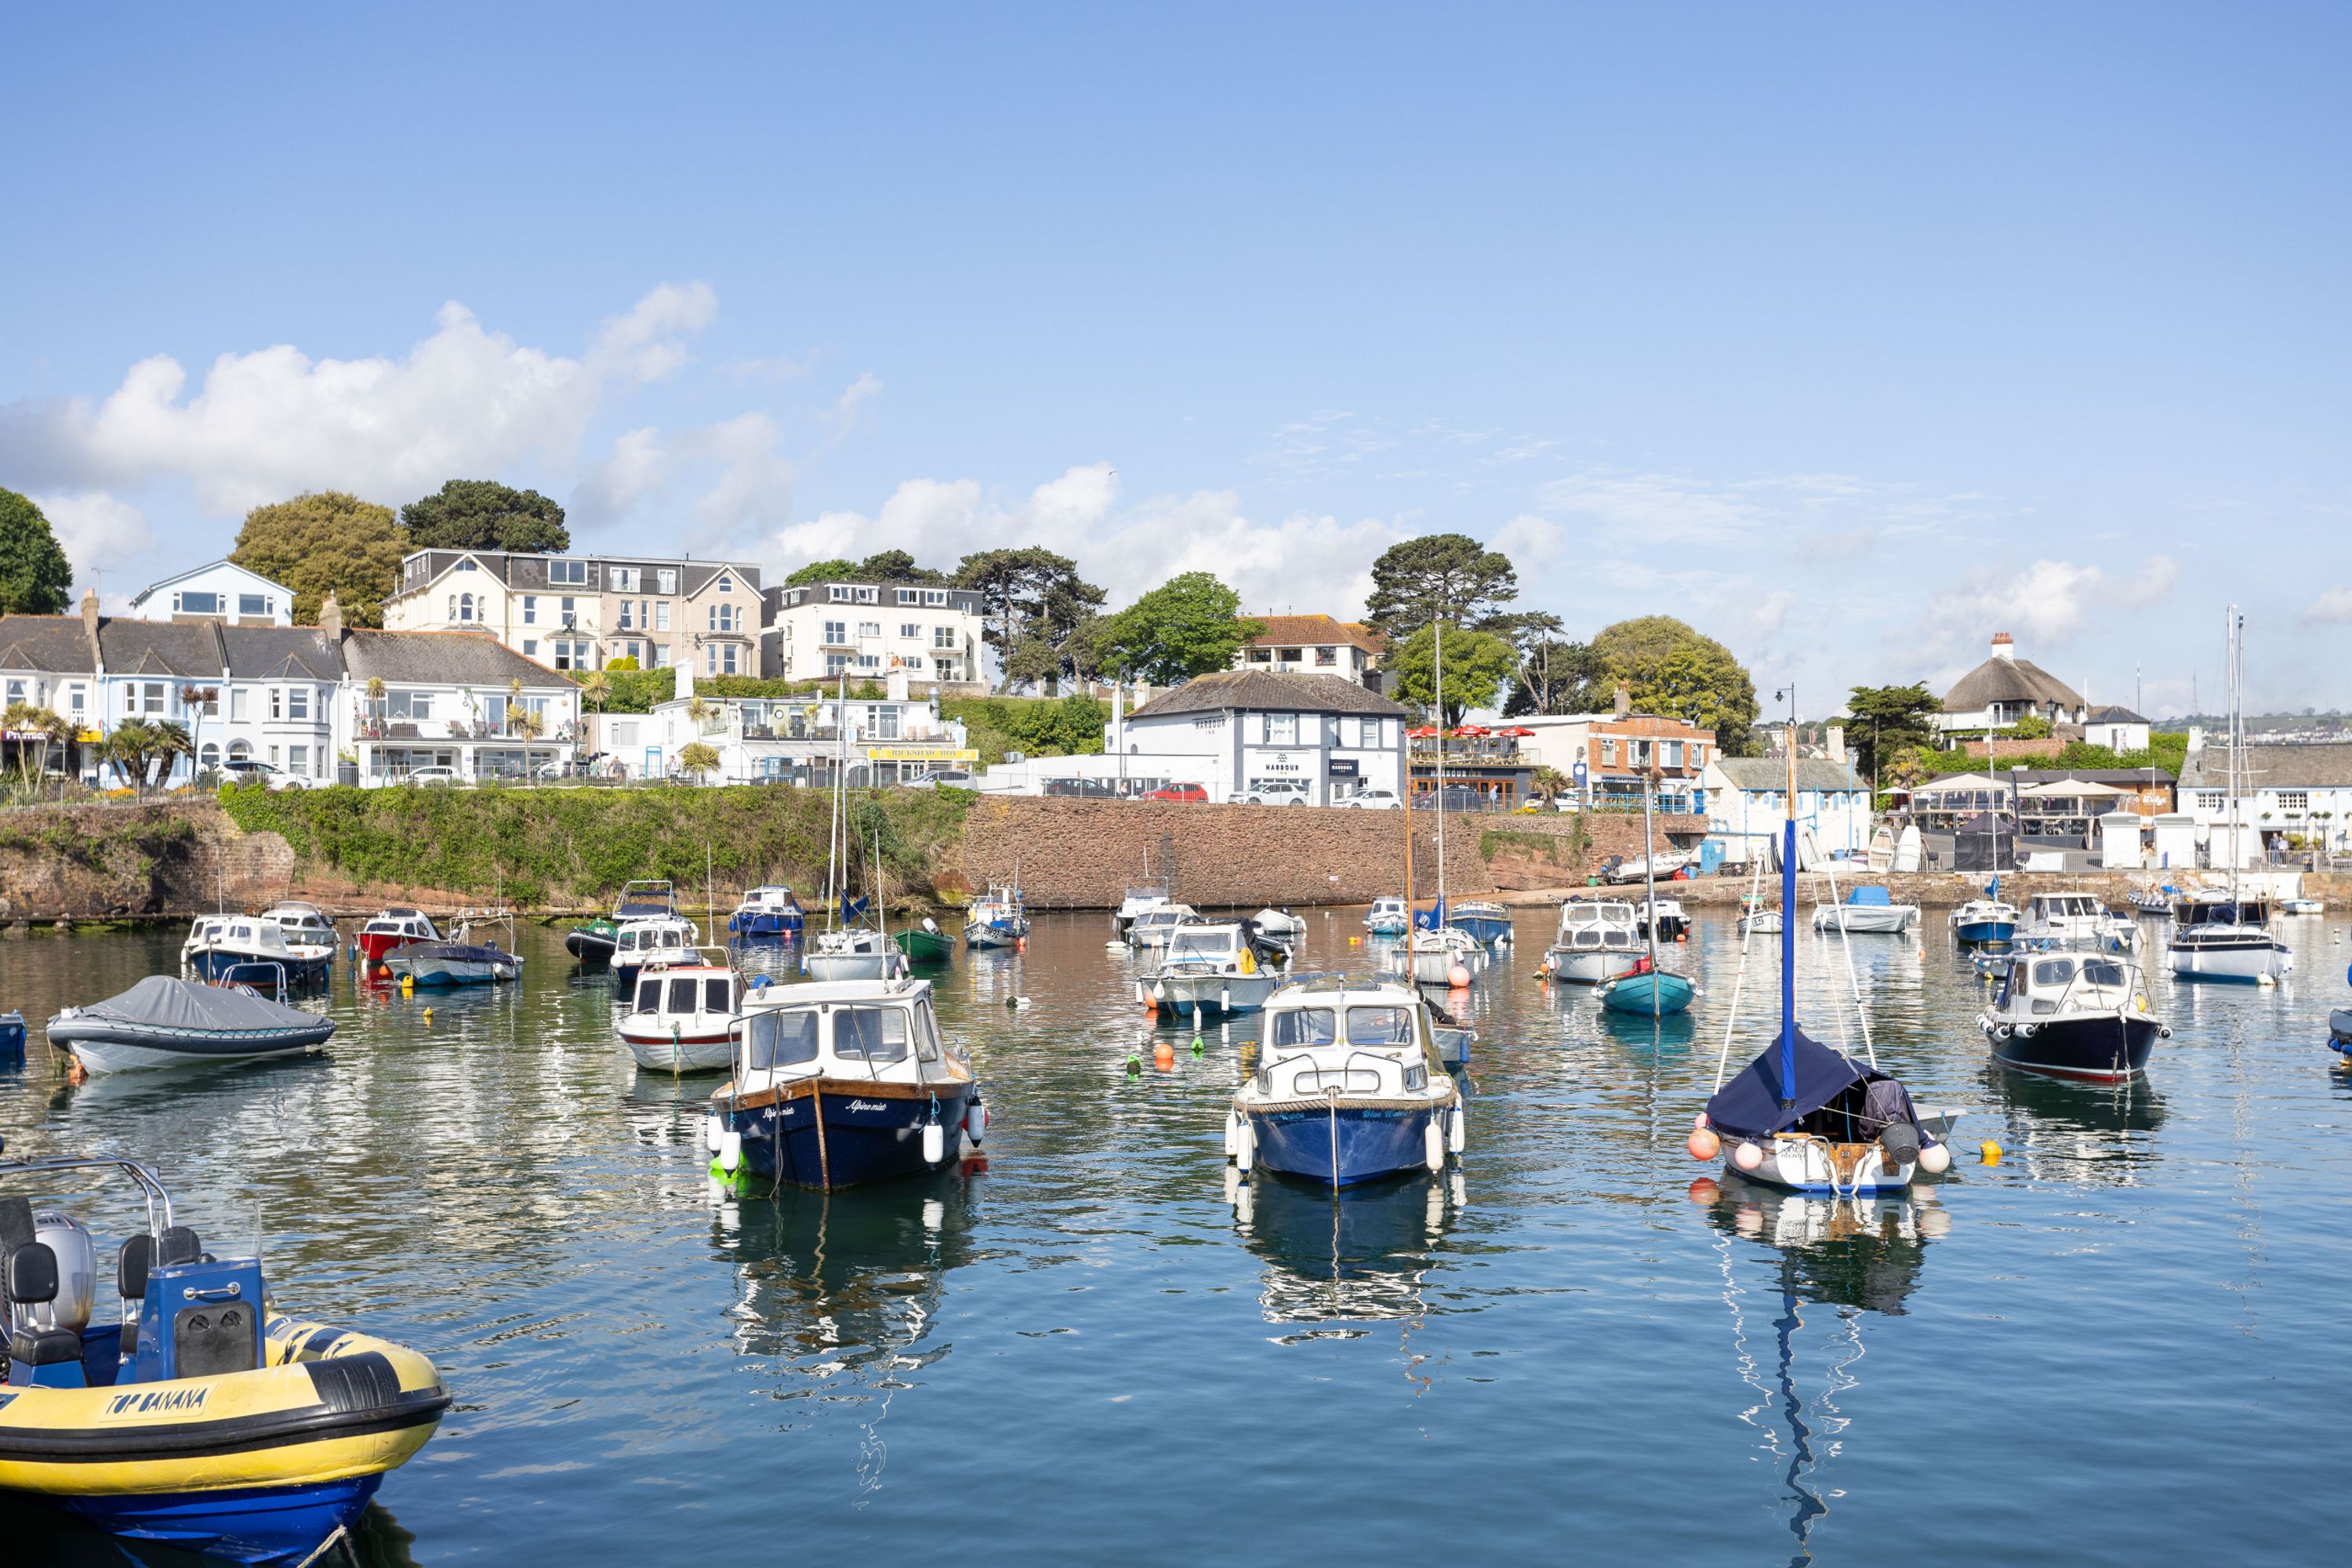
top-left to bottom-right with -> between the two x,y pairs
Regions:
356,906 -> 439,966
1364,896 -> 1410,936
1113,878 -> 1172,938
1607,851 -> 1691,886
1251,908 -> 1308,949
1978,951 -> 2167,1081
1737,899 -> 1782,936
612,914 -> 701,992
726,884 -> 805,940
2280,897 -> 2324,916
1127,904 -> 1198,951
1145,921 -> 1283,1018
180,913 -> 334,985
1810,886 -> 1921,935
619,953 -> 739,1073
259,899 -> 338,947
1541,898 -> 1644,983
806,927 -> 907,983
1226,978 -> 1463,1188
2023,891 -> 2128,946
1948,898 -> 2020,944
1635,896 -> 1689,942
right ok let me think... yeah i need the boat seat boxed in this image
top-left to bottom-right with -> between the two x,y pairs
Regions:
159,1225 -> 202,1267
6,1243 -> 85,1379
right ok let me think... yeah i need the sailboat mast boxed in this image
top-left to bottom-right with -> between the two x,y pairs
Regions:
1643,766 -> 1662,1018
1780,690 -> 1798,1106
1434,613 -> 1446,922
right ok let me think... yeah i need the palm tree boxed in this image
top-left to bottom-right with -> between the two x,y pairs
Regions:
178,686 -> 217,784
150,721 -> 194,792
677,740 -> 721,785
39,709 -> 77,798
104,719 -> 158,795
579,670 -> 612,724
2,701 -> 40,782
1531,764 -> 1570,807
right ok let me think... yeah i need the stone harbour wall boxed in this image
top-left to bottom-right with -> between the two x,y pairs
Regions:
0,802 -> 296,925
1475,812 -> 1708,891
957,796 -> 1494,911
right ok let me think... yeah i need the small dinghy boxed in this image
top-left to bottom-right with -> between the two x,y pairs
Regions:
0,1144 -> 448,1563
564,917 -> 619,964
46,977 -> 334,1074
619,954 -> 739,1074
894,918 -> 956,965
1226,978 -> 1464,1189
1145,921 -> 1286,1018
1252,906 -> 1309,949
1596,772 -> 1693,1017
1979,950 -> 2168,1081
1810,884 -> 1920,935
708,975 -> 982,1189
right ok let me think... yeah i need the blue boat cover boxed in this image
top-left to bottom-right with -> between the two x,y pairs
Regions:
1703,1029 -> 1886,1141
1846,886 -> 1893,906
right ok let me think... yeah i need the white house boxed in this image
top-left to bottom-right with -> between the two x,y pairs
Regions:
762,579 -> 985,687
1703,757 -> 1875,864
2177,732 -> 2352,862
605,665 -> 972,783
1935,632 -> 2088,735
979,670 -> 1410,804
2082,705 -> 2152,752
125,561 -> 295,626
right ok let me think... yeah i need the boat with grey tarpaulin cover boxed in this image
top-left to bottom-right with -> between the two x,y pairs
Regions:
45,976 -> 334,1074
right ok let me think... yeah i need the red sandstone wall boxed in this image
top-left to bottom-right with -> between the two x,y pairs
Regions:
958,796 -> 1495,910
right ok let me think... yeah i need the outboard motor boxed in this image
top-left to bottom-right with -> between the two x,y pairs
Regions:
32,1213 -> 97,1334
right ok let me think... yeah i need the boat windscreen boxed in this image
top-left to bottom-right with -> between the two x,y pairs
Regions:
745,1009 -> 818,1069
667,977 -> 700,1014
1170,931 -> 1232,958
835,1007 -> 909,1064
1270,1008 -> 1336,1047
635,978 -> 661,1011
1344,1006 -> 1414,1045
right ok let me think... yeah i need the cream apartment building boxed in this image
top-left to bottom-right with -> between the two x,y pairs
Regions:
762,579 -> 985,685
383,550 -> 765,675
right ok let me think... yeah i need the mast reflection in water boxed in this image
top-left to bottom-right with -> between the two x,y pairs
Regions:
1696,1173 -> 1951,1564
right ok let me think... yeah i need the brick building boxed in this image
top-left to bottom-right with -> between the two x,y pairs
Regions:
1508,695 -> 1715,813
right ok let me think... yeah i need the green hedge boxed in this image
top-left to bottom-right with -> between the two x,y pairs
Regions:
216,781 -> 975,908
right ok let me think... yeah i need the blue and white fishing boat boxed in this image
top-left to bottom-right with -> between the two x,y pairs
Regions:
1445,900 -> 1513,946
180,914 -> 333,986
613,914 -> 699,993
1363,896 -> 1410,936
384,909 -> 524,987
708,975 -> 982,1189
1226,978 -> 1464,1189
726,884 -> 805,941
964,883 -> 1030,949
1979,951 -> 2167,1081
1696,737 -> 1955,1195
1950,890 -> 2019,946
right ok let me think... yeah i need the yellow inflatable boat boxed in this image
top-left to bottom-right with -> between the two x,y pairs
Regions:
0,1146 -> 450,1563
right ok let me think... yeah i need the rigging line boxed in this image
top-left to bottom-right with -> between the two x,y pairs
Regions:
1714,854 -> 1768,1090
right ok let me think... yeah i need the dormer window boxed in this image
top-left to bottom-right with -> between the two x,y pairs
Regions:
717,573 -> 734,594
658,568 -> 677,593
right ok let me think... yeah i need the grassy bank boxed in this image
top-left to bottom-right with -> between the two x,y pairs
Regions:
216,782 -> 977,909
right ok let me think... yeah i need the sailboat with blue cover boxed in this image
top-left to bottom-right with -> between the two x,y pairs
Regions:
1692,711 -> 1957,1195
1599,768 -> 1695,1018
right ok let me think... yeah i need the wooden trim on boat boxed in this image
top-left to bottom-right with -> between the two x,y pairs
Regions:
722,1073 -> 972,1111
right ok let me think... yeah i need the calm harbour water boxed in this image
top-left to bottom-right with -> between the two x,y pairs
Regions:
3,906 -> 2349,1565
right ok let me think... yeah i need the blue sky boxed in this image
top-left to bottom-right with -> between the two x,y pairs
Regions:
4,3 -> 2347,717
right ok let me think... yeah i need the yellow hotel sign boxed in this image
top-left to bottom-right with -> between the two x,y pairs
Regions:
866,744 -> 978,764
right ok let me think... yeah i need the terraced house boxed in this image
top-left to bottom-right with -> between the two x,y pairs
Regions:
762,578 -> 985,687
383,548 -> 765,676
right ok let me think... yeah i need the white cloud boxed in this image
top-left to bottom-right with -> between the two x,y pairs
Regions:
1536,470 -> 1769,546
2301,586 -> 2352,626
1795,525 -> 1878,561
1922,555 -> 2180,661
1491,512 -> 1562,565
687,413 -> 796,537
34,491 -> 153,600
0,284 -> 719,516
571,426 -> 670,522
818,372 -> 883,443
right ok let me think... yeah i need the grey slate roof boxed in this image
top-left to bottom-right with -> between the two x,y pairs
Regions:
1130,669 -> 1410,720
98,621 -> 224,679
0,615 -> 98,673
396,550 -> 760,598
1711,757 -> 1868,792
2179,742 -> 2352,789
339,628 -> 568,687
1941,655 -> 2085,713
2085,704 -> 2147,724
224,627 -> 341,681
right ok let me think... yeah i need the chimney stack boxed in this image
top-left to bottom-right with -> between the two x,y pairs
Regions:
1826,724 -> 1845,764
1991,631 -> 2015,662
81,586 -> 100,639
1613,682 -> 1631,720
318,590 -> 343,639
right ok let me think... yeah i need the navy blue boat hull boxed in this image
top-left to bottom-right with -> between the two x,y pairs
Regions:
1955,920 -> 2016,944
728,913 -> 804,940
1987,1014 -> 2161,1082
45,1475 -> 383,1566
1447,915 -> 1513,946
726,1087 -> 975,1189
1247,1104 -> 1437,1189
187,950 -> 330,985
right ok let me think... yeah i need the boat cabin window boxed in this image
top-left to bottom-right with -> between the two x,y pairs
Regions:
667,977 -> 702,1014
619,931 -> 639,953
1345,1006 -> 1414,1045
2081,960 -> 2126,989
704,977 -> 732,1013
1171,931 -> 1234,958
2031,958 -> 2076,987
913,1005 -> 942,1063
1271,1008 -> 1337,1047
834,1006 -> 909,1063
636,978 -> 662,1011
745,1008 -> 819,1069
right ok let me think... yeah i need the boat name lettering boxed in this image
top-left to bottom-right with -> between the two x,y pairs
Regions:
108,1387 -> 209,1415
847,1099 -> 890,1112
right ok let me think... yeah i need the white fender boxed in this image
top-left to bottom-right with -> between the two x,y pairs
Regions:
1223,1110 -> 1240,1159
922,1121 -> 946,1165
704,1114 -> 725,1153
1235,1116 -> 1255,1174
1425,1117 -> 1446,1172
1448,1105 -> 1465,1154
718,1130 -> 743,1174
1220,987 -> 1232,1013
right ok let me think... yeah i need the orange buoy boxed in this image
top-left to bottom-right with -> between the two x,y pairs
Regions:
1153,1040 -> 1175,1069
1446,964 -> 1472,989
1687,1127 -> 1721,1161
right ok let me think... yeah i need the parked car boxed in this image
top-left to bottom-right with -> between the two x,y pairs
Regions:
406,766 -> 462,788
1425,786 -> 1486,812
1239,781 -> 1312,806
1338,789 -> 1402,811
1143,783 -> 1209,803
218,758 -> 321,791
1044,777 -> 1120,799
904,768 -> 977,789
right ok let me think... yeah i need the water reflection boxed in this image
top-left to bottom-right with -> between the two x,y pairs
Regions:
709,1178 -> 978,1497
1697,1174 -> 1951,1565
1981,1062 -> 2168,1185
1230,1169 -> 1458,1330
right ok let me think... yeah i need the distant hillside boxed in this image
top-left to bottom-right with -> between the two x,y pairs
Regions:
2154,710 -> 2352,734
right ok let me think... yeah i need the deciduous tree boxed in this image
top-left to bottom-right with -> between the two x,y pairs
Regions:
230,492 -> 406,626
399,480 -> 569,553
1090,572 -> 1263,687
1591,615 -> 1759,755
1387,624 -> 1519,726
0,487 -> 74,615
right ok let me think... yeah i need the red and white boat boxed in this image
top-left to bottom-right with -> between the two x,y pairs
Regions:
619,956 -> 739,1074
358,906 -> 441,965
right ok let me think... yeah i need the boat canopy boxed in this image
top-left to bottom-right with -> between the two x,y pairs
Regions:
69,975 -> 321,1033
1703,1029 -> 1908,1142
1845,886 -> 1893,907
